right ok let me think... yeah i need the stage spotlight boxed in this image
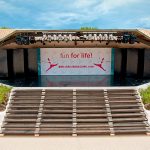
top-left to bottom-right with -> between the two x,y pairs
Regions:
122,33 -> 130,43
64,34 -> 68,42
15,35 -> 23,45
42,34 -> 48,41
117,36 -> 122,43
58,34 -> 64,41
93,34 -> 98,40
53,34 -> 57,41
68,34 -> 72,41
29,36 -> 36,44
35,36 -> 42,41
129,34 -> 136,44
23,36 -> 29,45
103,34 -> 108,40
88,34 -> 93,40
48,35 -> 53,41
98,34 -> 103,41
83,34 -> 87,40
109,34 -> 115,40
80,35 -> 86,40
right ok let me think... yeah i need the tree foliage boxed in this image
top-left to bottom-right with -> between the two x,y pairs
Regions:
80,27 -> 98,30
0,27 -> 10,29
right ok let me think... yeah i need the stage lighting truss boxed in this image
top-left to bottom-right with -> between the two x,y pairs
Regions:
15,32 -> 137,45
34,32 -> 120,42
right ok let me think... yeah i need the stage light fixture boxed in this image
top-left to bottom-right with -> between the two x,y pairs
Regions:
35,36 -> 42,41
42,34 -> 48,41
117,36 -> 122,43
98,34 -> 103,41
129,34 -> 136,44
93,34 -> 98,40
88,34 -> 93,40
58,34 -> 64,41
23,36 -> 29,45
83,34 -> 87,40
29,36 -> 36,44
103,34 -> 108,40
48,35 -> 53,41
68,34 -> 73,41
109,34 -> 116,40
122,33 -> 130,43
64,34 -> 68,42
15,35 -> 23,45
53,34 -> 57,41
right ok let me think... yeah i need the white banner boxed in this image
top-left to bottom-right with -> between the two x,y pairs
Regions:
40,48 -> 113,75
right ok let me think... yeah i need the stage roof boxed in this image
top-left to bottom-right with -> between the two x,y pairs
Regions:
0,29 -> 150,49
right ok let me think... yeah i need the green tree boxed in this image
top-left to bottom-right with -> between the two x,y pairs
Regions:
0,27 -> 10,29
80,27 -> 98,30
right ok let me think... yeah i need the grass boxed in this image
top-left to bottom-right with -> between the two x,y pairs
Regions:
140,86 -> 150,105
0,85 -> 12,107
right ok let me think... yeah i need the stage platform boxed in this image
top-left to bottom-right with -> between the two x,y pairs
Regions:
0,76 -> 149,87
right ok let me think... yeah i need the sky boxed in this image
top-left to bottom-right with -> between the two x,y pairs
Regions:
0,0 -> 150,29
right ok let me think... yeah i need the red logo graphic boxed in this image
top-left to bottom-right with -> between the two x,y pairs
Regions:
94,58 -> 106,71
46,58 -> 58,72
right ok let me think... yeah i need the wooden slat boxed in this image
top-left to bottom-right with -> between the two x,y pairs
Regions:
1,88 -> 149,136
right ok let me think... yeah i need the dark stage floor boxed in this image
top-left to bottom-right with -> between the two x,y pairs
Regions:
0,76 -> 149,87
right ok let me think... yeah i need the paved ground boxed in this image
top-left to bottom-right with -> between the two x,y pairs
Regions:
0,136 -> 150,150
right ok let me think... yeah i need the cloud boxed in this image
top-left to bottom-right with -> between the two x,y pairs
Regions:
0,0 -> 17,13
36,0 -> 142,28
0,0 -> 28,16
37,12 -> 88,28
122,17 -> 150,29
138,17 -> 150,28
0,0 -> 149,29
95,0 -> 140,14
73,0 -> 98,9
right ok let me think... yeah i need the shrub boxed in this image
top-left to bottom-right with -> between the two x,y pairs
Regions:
140,86 -> 150,104
0,85 -> 12,108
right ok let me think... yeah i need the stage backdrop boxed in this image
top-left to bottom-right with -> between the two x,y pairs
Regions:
39,48 -> 114,75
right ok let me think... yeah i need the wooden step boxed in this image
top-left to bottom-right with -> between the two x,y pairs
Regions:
111,113 -> 146,117
111,109 -> 143,113
112,118 -> 147,122
2,130 -> 35,135
114,129 -> 147,134
77,124 -> 109,128
2,124 -> 37,128
113,123 -> 148,127
76,130 -> 110,135
1,88 -> 149,136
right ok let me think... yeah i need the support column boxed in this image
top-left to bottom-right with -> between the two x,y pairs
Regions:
121,48 -> 127,78
23,48 -> 29,77
137,49 -> 145,78
7,49 -> 14,78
